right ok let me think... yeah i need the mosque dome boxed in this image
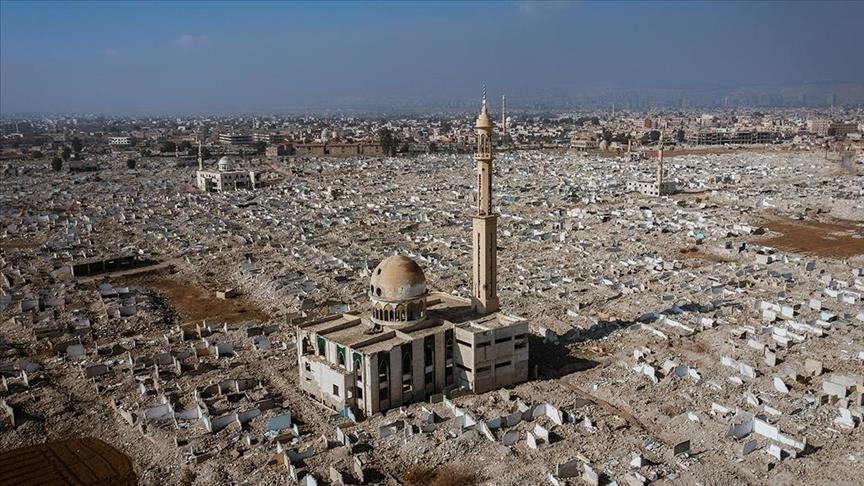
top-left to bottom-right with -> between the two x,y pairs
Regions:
370,256 -> 426,301
217,156 -> 235,172
369,255 -> 428,326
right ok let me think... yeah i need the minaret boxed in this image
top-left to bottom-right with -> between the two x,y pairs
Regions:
501,94 -> 507,147
472,86 -> 499,314
197,139 -> 203,170
656,133 -> 664,186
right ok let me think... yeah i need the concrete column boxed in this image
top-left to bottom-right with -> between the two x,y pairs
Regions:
389,347 -> 402,407
434,332 -> 446,392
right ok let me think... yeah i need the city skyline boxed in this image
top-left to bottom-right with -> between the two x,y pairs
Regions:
2,1 -> 864,115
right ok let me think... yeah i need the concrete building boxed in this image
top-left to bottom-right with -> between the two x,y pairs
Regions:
569,137 -> 599,153
294,142 -> 385,157
253,132 -> 287,144
296,90 -> 529,417
295,143 -> 327,156
107,136 -> 134,146
807,118 -> 832,136
627,134 -> 678,196
265,143 -> 293,157
195,145 -> 259,192
831,123 -> 859,138
218,133 -> 253,146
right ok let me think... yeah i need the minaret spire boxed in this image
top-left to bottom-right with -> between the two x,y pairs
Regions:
656,132 -> 664,186
197,138 -> 203,171
472,86 -> 499,314
501,94 -> 507,147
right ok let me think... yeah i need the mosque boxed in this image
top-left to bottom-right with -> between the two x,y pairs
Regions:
195,142 -> 260,192
626,133 -> 678,196
296,91 -> 530,417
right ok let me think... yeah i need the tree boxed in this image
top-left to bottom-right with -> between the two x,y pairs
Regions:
160,141 -> 177,153
186,145 -> 211,159
51,157 -> 63,172
71,137 -> 83,156
126,158 -> 137,169
427,142 -> 437,153
378,127 -> 398,157
255,140 -> 267,155
178,140 -> 192,152
676,129 -> 686,143
399,142 -> 410,153
648,130 -> 661,142
61,146 -> 72,161
139,148 -> 152,157
30,150 -> 44,159
601,129 -> 613,144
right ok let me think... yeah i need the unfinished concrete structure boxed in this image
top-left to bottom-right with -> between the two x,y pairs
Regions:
627,134 -> 678,196
296,91 -> 529,417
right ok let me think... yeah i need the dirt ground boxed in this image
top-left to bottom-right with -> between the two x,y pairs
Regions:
0,437 -> 137,485
754,217 -> 864,258
677,246 -> 731,262
120,273 -> 270,325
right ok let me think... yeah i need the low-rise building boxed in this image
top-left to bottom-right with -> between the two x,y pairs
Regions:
218,133 -> 253,146
196,156 -> 259,192
107,136 -> 134,146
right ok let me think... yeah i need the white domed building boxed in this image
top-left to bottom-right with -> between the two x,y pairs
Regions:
195,150 -> 261,193
296,91 -> 529,417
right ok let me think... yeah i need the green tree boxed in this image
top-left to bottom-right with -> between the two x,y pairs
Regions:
255,140 -> 267,155
51,156 -> 63,171
126,158 -> 137,169
186,145 -> 211,159
378,127 -> 398,157
71,137 -> 83,155
676,129 -> 685,143
61,146 -> 72,161
178,140 -> 192,152
160,141 -> 177,153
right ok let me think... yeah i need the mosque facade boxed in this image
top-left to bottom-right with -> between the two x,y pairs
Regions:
195,143 -> 260,192
296,91 -> 530,417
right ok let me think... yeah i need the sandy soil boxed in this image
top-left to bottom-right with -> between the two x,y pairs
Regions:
755,217 -> 864,258
120,273 -> 270,325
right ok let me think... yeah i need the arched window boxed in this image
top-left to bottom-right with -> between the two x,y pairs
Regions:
384,304 -> 393,321
406,302 -> 415,321
424,341 -> 433,367
378,358 -> 390,402
337,347 -> 346,367
396,304 -> 406,321
354,358 -> 362,379
403,349 -> 412,376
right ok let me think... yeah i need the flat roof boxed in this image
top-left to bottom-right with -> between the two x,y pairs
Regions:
299,291 -> 527,354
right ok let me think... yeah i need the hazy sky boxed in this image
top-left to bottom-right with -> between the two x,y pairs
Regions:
1,1 -> 862,114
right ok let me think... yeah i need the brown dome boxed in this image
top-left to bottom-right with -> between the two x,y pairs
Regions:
369,256 -> 426,302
